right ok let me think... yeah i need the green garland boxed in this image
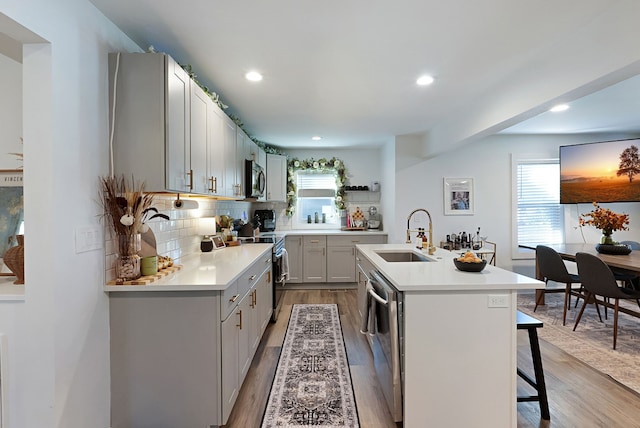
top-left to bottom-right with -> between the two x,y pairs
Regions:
286,157 -> 347,217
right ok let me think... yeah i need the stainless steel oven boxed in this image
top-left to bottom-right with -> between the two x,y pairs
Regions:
246,234 -> 286,321
367,270 -> 404,422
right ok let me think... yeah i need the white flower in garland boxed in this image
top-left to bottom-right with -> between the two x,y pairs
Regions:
334,160 -> 341,167
313,161 -> 319,169
336,195 -> 343,202
294,160 -> 300,167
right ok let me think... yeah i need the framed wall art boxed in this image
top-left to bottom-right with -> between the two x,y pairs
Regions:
0,170 -> 23,274
212,235 -> 226,249
444,177 -> 474,215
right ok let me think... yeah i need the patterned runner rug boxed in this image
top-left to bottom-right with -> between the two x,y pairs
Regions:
262,304 -> 359,427
518,292 -> 640,394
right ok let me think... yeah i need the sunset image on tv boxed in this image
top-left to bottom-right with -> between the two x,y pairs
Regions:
560,138 -> 640,204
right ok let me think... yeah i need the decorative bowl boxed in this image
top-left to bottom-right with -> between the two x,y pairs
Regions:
453,258 -> 487,272
595,244 -> 632,255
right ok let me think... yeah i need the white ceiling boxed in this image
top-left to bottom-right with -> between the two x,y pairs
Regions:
89,0 -> 640,150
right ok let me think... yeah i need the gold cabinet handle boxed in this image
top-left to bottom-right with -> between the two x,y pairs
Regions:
209,176 -> 217,193
249,275 -> 256,281
251,289 -> 256,308
310,240 -> 319,243
186,169 -> 194,191
236,309 -> 242,329
229,294 -> 239,303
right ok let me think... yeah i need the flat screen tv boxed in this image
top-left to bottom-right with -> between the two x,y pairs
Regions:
560,138 -> 640,204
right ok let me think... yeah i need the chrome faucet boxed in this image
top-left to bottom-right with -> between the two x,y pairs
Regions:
406,208 -> 436,255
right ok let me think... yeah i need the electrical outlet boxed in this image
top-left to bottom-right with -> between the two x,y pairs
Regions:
488,295 -> 509,308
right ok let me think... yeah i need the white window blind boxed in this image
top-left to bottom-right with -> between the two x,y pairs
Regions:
297,172 -> 337,197
294,171 -> 338,226
516,161 -> 563,245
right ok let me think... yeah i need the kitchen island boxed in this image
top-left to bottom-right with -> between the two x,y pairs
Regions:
356,243 -> 543,427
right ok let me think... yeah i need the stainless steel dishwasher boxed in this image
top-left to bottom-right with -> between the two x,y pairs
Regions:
368,270 -> 404,422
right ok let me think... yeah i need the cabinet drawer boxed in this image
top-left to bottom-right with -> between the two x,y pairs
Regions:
303,236 -> 327,248
237,253 -> 272,298
221,281 -> 240,320
327,235 -> 387,246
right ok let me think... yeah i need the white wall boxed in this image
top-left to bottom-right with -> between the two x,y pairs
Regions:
394,133 -> 640,274
0,53 -> 22,170
286,148 -> 383,189
0,2 -> 140,427
274,147 -> 386,230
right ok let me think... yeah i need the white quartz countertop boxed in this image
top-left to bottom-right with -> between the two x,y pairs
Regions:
356,243 -> 544,292
104,244 -> 273,292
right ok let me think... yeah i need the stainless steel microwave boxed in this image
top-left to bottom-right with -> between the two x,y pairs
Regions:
245,159 -> 266,199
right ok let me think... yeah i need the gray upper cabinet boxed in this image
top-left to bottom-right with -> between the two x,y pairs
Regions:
109,52 -> 191,192
266,153 -> 287,202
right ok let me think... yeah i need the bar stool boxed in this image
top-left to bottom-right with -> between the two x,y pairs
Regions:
517,310 -> 551,420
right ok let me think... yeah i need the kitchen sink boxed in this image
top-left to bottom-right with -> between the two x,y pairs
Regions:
375,251 -> 433,262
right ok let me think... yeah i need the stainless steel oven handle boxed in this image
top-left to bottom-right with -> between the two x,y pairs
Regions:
368,286 -> 388,306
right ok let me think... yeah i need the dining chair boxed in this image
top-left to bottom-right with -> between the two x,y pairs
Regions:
574,252 -> 640,350
535,245 -> 583,325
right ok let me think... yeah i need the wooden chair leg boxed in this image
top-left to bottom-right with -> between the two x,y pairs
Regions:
562,283 -> 571,326
534,280 -> 548,312
574,285 -> 584,308
613,299 -> 619,350
573,292 -> 591,331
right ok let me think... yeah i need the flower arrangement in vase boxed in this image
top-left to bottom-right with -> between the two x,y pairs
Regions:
579,202 -> 630,250
99,175 -> 168,280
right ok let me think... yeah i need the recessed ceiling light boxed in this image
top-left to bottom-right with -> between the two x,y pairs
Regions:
245,71 -> 263,82
550,104 -> 569,112
416,75 -> 434,86
311,136 -> 322,141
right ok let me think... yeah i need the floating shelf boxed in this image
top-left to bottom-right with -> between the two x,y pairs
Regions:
345,191 -> 380,203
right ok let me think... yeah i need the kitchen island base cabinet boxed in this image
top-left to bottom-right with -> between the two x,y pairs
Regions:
403,291 -> 517,427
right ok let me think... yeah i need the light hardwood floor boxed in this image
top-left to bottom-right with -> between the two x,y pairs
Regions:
222,289 -> 640,427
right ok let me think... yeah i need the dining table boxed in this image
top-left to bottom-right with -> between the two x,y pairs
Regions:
520,243 -> 640,305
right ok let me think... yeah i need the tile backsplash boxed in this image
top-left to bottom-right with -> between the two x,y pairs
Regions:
105,195 -> 253,281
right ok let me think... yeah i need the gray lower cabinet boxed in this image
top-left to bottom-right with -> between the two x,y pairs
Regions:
303,236 -> 327,282
285,236 -> 303,283
286,234 -> 387,284
109,259 -> 272,428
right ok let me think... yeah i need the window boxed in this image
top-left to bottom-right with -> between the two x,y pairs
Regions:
293,171 -> 338,227
512,157 -> 563,258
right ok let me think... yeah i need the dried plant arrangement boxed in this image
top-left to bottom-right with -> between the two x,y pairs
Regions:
99,175 -> 165,255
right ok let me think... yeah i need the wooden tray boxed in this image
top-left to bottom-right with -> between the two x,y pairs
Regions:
107,265 -> 182,286
341,227 -> 366,231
